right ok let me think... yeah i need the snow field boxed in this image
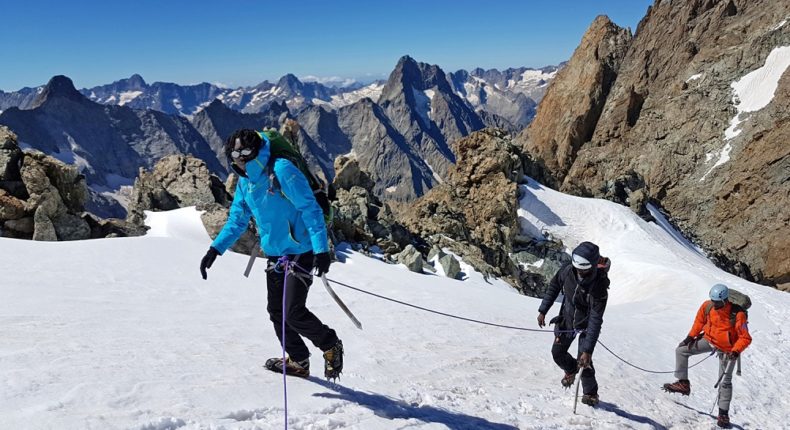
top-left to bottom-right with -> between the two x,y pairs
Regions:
1,183 -> 788,429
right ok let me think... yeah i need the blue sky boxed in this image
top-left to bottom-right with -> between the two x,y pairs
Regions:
1,0 -> 654,91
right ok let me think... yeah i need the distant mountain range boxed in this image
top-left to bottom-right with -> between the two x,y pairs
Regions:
1,63 -> 560,127
0,56 -> 561,217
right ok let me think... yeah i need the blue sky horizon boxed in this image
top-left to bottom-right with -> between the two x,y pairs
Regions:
1,0 -> 654,91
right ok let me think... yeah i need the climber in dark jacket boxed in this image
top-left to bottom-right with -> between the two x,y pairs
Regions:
537,241 -> 610,406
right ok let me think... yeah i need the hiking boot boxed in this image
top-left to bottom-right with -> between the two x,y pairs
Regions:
662,379 -> 690,395
265,356 -> 310,378
581,394 -> 600,406
323,339 -> 344,380
561,370 -> 578,388
717,410 -> 731,428
717,412 -> 731,428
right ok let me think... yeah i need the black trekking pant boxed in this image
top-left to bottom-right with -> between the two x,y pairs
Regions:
551,332 -> 598,395
266,251 -> 338,362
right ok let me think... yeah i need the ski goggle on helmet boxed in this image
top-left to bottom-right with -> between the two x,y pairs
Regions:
709,283 -> 729,302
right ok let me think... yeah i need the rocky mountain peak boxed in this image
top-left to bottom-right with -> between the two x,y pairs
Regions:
204,98 -> 229,113
32,75 -> 85,108
517,14 -> 632,187
386,55 -> 453,93
126,74 -> 147,89
277,73 -> 302,90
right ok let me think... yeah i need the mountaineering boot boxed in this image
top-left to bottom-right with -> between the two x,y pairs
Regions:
323,339 -> 344,380
265,356 -> 310,378
561,370 -> 577,388
662,379 -> 691,395
717,410 -> 731,428
581,394 -> 600,406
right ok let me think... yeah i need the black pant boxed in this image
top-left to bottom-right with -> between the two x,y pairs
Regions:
551,333 -> 598,395
266,252 -> 338,362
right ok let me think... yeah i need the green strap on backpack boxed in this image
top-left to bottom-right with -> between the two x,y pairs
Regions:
258,128 -> 334,223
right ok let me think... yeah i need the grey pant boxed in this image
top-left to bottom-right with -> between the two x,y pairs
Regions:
675,338 -> 736,410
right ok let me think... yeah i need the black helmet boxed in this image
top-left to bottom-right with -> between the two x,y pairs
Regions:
224,129 -> 262,163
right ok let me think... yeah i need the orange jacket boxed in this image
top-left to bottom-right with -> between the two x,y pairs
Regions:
688,300 -> 752,353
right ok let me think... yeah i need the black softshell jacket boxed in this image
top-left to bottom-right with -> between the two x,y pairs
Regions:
538,263 -> 609,353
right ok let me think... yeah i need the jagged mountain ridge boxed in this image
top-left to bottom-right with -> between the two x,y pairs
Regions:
448,65 -> 561,128
0,86 -> 42,113
0,56 -> 560,216
2,60 -> 560,129
0,76 -> 226,218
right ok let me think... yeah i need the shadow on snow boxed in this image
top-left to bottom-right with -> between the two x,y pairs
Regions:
671,401 -> 747,430
596,401 -> 668,430
308,377 -> 518,430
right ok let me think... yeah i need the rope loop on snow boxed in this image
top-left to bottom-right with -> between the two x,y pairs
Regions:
324,277 -> 717,374
596,339 -> 716,374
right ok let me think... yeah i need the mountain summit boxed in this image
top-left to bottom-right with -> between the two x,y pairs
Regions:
31,75 -> 85,108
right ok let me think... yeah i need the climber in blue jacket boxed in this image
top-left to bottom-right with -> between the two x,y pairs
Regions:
199,128 -> 343,380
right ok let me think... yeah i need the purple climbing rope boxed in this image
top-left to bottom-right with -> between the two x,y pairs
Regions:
278,255 -> 291,430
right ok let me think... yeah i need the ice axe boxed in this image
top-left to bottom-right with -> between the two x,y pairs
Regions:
710,356 -> 737,414
243,245 -> 260,278
322,275 -> 363,330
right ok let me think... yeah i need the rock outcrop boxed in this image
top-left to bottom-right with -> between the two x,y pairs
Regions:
330,155 -> 412,254
0,125 -> 95,240
395,244 -> 424,273
400,129 -> 568,295
125,154 -> 260,254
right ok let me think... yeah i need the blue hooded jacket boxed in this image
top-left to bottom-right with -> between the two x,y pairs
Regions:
211,139 -> 329,257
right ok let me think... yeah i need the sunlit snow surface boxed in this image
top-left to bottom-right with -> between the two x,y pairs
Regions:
2,184 -> 788,429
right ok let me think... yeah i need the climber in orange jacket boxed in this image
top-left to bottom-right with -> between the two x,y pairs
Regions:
662,284 -> 752,429
687,296 -> 751,355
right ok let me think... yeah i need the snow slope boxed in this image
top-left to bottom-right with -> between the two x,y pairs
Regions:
1,183 -> 788,429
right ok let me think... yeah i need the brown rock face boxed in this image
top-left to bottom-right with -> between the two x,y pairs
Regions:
518,1 -> 790,287
565,0 -> 790,286
518,16 -> 632,186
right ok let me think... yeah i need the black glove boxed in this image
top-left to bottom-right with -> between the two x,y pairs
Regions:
537,313 -> 546,328
727,351 -> 739,360
200,247 -> 220,280
314,252 -> 331,277
678,335 -> 695,348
